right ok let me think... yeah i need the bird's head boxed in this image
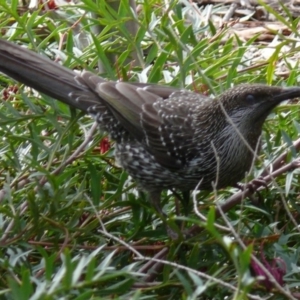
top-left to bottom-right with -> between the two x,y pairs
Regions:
217,84 -> 300,130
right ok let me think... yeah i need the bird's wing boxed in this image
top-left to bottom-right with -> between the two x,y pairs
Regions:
79,72 -> 209,170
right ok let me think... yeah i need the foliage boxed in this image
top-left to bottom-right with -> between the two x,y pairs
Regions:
0,0 -> 300,299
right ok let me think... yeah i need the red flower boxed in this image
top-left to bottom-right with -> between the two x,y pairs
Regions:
100,137 -> 110,154
2,85 -> 18,101
38,0 -> 71,10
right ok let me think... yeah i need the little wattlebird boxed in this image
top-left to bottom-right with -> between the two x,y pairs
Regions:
0,38 -> 300,237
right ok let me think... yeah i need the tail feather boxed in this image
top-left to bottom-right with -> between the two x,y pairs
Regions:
0,39 -> 98,112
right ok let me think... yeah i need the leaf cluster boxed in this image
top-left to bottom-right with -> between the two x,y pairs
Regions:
0,0 -> 300,299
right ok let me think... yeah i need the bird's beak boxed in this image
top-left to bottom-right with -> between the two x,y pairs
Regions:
274,87 -> 300,103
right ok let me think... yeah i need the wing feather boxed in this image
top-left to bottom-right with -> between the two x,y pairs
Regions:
91,79 -> 210,170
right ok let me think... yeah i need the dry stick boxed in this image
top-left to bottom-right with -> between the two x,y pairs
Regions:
223,3 -> 238,22
260,138 -> 300,177
218,159 -> 300,215
193,198 -> 231,232
132,282 -> 166,288
198,0 -> 271,6
28,240 -> 165,251
222,158 -> 299,216
135,247 -> 169,283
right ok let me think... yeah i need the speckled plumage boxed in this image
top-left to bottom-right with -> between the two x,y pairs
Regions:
1,39 -> 300,221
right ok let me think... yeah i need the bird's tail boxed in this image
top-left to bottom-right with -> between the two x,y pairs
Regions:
0,39 -> 97,112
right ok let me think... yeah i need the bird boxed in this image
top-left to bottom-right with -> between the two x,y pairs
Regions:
0,38 -> 300,234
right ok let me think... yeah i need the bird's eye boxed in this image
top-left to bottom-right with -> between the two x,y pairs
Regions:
245,94 -> 255,103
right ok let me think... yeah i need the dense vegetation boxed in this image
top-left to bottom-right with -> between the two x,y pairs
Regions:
0,0 -> 300,299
